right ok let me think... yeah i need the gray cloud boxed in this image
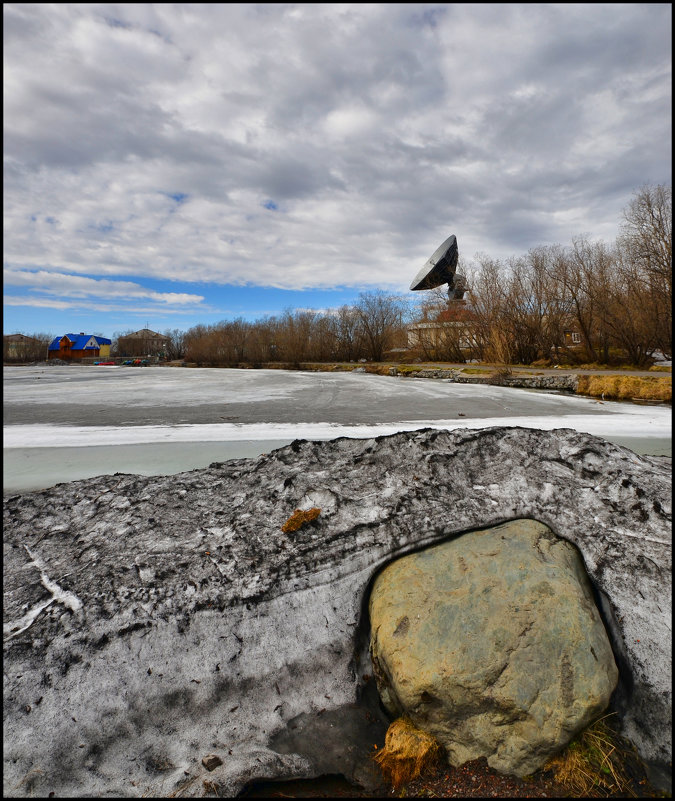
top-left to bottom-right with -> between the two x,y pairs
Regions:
3,1 -> 671,304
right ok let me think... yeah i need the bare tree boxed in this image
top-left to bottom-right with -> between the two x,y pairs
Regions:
591,245 -> 661,367
544,239 -> 607,363
331,305 -> 361,361
465,255 -> 513,363
222,318 -> 251,363
311,313 -> 339,361
275,309 -> 318,364
247,317 -> 282,363
618,184 -> 672,357
162,329 -> 187,360
183,324 -> 211,363
354,291 -> 406,361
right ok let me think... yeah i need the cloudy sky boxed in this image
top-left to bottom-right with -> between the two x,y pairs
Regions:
3,3 -> 671,338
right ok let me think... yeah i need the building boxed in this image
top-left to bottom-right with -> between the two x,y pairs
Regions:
116,328 -> 171,357
3,334 -> 47,362
407,302 -> 478,356
47,333 -> 112,361
408,303 -> 586,361
562,329 -> 583,347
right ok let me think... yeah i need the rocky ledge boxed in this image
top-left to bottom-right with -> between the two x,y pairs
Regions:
3,427 -> 672,797
391,366 -> 579,391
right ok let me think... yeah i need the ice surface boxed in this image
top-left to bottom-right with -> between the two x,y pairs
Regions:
3,366 -> 671,493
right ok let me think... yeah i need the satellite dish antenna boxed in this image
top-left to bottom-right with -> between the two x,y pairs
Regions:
409,234 -> 466,300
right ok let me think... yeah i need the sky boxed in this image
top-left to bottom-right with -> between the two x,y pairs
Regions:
3,3 -> 672,338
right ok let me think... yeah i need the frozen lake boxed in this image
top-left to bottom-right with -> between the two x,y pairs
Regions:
4,365 -> 671,493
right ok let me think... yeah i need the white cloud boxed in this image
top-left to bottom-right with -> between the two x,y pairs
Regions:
2,295 -> 208,316
4,269 -> 204,304
3,296 -> 74,310
322,105 -> 379,140
3,2 -> 671,299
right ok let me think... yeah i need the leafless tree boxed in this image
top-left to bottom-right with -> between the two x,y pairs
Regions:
618,184 -> 672,357
331,305 -> 362,362
544,239 -> 607,363
464,255 -> 513,363
161,329 -> 187,360
247,317 -> 282,363
585,243 -> 662,367
354,291 -> 407,361
274,309 -> 317,364
183,324 -> 211,363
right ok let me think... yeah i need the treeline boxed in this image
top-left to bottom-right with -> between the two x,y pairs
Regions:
183,291 -> 410,365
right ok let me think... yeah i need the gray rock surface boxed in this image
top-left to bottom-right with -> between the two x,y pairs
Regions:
369,519 -> 619,777
3,427 -> 672,797
399,367 -> 579,391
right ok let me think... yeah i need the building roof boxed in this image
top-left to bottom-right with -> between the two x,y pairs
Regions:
436,305 -> 478,323
4,333 -> 41,342
410,304 -> 478,328
48,333 -> 112,351
119,328 -> 170,340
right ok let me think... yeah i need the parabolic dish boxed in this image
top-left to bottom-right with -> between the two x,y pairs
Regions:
410,234 -> 459,291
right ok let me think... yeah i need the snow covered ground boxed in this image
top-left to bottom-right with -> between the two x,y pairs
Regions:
4,365 -> 671,493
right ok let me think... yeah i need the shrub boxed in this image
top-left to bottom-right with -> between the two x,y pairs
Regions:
576,375 -> 671,402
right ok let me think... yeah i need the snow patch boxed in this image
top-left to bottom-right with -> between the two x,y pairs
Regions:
3,408 -> 671,450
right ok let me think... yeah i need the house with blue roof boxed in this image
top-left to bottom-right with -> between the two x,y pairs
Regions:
48,333 -> 112,361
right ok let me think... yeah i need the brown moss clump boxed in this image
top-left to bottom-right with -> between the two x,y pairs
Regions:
281,507 -> 321,533
373,717 -> 443,790
576,374 -> 671,402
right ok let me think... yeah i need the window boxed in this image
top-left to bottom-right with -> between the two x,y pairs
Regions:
571,332 -> 581,344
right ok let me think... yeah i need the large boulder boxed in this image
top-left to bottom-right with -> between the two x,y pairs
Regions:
2,427 -> 672,796
369,519 -> 619,777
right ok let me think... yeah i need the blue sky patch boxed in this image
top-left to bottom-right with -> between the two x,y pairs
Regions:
166,192 -> 188,204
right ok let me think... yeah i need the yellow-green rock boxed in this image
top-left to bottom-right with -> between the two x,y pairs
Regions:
369,519 -> 618,777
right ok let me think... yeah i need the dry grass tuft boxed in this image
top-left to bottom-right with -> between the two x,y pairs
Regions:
281,507 -> 321,533
373,717 -> 443,790
544,714 -> 638,797
577,374 -> 671,402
